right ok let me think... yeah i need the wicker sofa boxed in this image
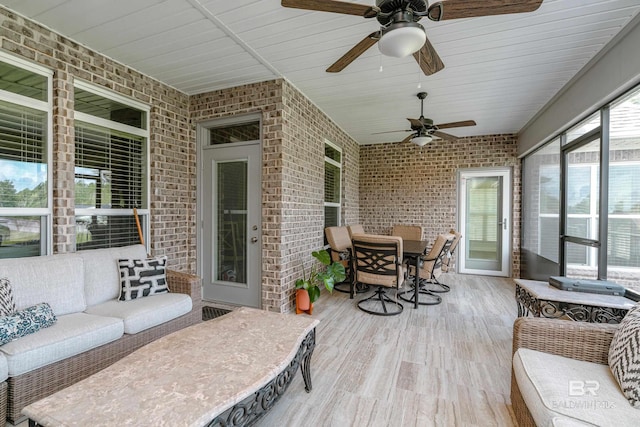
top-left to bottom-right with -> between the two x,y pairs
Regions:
511,317 -> 637,426
0,244 -> 202,424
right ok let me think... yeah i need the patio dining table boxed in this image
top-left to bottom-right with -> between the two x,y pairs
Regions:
402,239 -> 430,309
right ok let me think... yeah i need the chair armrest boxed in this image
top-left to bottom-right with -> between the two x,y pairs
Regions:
166,269 -> 202,310
512,317 -> 618,365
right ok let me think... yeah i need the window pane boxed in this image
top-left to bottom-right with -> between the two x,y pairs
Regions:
75,122 -> 146,210
0,215 -> 44,258
522,140 -> 560,268
0,100 -> 48,208
325,161 -> 340,203
75,88 -> 146,129
0,61 -> 47,101
566,139 -> 599,241
565,241 -> 597,279
209,122 -> 259,145
76,214 -> 145,250
324,206 -> 339,229
325,144 -> 341,163
608,86 -> 640,288
565,111 -> 600,145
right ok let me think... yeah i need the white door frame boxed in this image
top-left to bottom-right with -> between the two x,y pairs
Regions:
458,168 -> 512,277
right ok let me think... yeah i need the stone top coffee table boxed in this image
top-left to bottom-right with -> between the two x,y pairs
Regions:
24,307 -> 319,427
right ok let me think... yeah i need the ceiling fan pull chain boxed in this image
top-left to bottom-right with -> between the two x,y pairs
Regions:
379,53 -> 384,73
417,50 -> 422,88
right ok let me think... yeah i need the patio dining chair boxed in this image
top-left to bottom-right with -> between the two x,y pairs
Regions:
400,233 -> 453,305
347,224 -> 365,239
324,226 -> 353,294
391,224 -> 423,241
441,229 -> 462,273
351,234 -> 405,316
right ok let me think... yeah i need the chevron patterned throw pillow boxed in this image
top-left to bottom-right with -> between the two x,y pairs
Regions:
609,303 -> 640,408
118,256 -> 169,301
0,277 -> 16,317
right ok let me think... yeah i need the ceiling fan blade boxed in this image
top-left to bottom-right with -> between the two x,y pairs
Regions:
412,36 -> 445,76
281,0 -> 373,17
435,120 -> 476,129
326,32 -> 379,72
432,130 -> 458,141
407,118 -> 424,129
372,130 -> 412,135
427,0 -> 543,21
401,134 -> 415,144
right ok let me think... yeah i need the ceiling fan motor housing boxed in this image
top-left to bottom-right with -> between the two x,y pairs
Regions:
376,0 -> 427,25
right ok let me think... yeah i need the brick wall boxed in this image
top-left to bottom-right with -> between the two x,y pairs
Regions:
190,80 -> 360,312
0,7 -> 194,270
359,134 -> 522,276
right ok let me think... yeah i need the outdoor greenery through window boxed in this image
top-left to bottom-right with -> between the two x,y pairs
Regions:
522,84 -> 640,291
0,56 -> 51,258
74,82 -> 149,250
324,141 -> 342,231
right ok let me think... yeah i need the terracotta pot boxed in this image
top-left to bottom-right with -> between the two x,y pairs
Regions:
295,289 -> 313,315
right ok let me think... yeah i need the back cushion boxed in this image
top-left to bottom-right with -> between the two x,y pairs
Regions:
81,245 -> 148,306
0,254 -> 86,315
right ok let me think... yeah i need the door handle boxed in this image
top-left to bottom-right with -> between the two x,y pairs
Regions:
498,218 -> 507,230
250,237 -> 258,244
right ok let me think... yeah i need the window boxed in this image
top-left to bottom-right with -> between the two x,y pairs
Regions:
0,54 -> 52,258
521,84 -> 640,291
73,81 -> 149,250
324,141 -> 342,230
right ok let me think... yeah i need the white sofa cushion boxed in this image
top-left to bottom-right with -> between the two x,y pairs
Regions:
0,352 -> 8,382
514,348 -> 638,427
80,245 -> 148,306
0,255 -> 86,315
0,312 -> 124,376
84,293 -> 192,334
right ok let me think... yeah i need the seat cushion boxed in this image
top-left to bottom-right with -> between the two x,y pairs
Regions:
513,348 -> 638,426
0,312 -> 123,376
0,255 -> 86,315
84,293 -> 192,335
80,245 -> 148,306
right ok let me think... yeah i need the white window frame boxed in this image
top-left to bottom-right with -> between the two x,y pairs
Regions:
0,51 -> 53,255
72,80 -> 151,249
324,140 -> 342,227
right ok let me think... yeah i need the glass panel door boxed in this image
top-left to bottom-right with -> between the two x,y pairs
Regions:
459,168 -> 511,276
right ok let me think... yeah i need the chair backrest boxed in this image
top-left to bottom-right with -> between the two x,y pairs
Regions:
351,234 -> 404,289
419,233 -> 454,280
441,229 -> 462,272
347,224 -> 365,239
391,224 -> 423,241
324,226 -> 352,263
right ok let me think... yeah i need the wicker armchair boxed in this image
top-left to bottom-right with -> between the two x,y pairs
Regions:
511,317 -> 620,427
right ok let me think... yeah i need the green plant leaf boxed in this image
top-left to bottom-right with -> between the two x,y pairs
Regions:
326,262 -> 346,283
308,285 -> 321,303
312,249 -> 331,265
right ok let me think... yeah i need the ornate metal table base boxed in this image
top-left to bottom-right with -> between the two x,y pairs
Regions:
206,328 -> 316,427
398,277 -> 442,306
515,283 -> 628,324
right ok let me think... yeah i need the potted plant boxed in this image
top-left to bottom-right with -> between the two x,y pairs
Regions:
295,249 -> 346,314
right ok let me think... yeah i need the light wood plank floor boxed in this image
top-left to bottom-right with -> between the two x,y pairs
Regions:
256,273 -> 519,427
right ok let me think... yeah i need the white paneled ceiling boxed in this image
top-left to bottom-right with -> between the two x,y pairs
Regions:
4,0 -> 640,144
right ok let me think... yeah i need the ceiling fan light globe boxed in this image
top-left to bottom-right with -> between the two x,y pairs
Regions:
378,25 -> 426,58
411,135 -> 432,146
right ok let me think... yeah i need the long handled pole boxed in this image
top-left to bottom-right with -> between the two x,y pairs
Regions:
133,208 -> 144,246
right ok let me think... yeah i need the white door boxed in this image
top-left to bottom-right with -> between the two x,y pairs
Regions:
458,168 -> 511,277
201,142 -> 261,307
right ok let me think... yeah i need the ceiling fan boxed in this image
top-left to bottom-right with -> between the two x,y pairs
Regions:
281,0 -> 543,75
374,92 -> 476,146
